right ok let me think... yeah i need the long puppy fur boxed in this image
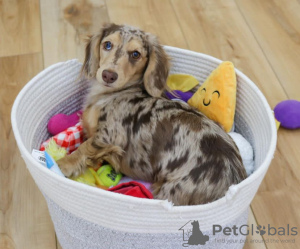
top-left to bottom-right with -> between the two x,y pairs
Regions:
57,23 -> 247,206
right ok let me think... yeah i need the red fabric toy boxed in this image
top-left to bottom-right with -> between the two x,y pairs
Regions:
108,181 -> 153,199
40,123 -> 84,154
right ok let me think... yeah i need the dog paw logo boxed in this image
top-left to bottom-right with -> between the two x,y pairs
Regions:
179,220 -> 209,247
256,225 -> 266,236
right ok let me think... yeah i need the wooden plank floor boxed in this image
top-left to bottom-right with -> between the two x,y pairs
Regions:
1,0 -> 300,248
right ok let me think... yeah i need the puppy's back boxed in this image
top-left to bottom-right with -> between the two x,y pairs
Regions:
100,89 -> 247,205
149,99 -> 247,205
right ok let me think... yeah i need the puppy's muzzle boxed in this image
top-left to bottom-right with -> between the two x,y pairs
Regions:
102,70 -> 118,84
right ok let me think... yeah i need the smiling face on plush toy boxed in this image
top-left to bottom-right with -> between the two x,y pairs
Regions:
201,87 -> 220,106
188,61 -> 237,132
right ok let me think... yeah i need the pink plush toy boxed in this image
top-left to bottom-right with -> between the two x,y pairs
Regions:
48,110 -> 82,136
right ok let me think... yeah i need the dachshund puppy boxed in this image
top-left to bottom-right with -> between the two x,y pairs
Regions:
57,23 -> 247,205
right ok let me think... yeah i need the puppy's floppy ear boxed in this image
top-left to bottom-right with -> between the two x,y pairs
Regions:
81,23 -> 120,78
143,35 -> 170,97
81,32 -> 103,78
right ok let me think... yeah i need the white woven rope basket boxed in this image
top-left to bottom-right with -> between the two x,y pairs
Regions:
11,46 -> 277,249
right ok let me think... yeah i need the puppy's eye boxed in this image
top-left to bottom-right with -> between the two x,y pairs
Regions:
104,41 -> 113,51
131,51 -> 141,59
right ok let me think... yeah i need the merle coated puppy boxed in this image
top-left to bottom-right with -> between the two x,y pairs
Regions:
57,23 -> 247,205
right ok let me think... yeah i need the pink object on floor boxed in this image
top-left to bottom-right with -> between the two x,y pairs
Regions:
48,110 -> 82,136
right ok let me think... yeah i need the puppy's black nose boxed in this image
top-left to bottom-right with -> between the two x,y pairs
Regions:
102,70 -> 118,84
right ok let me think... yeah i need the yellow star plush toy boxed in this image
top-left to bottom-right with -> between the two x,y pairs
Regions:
188,61 -> 236,132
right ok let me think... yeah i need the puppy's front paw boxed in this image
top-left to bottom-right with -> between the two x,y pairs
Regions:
57,155 -> 85,178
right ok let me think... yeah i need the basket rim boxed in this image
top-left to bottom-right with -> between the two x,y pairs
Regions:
11,46 -> 277,212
